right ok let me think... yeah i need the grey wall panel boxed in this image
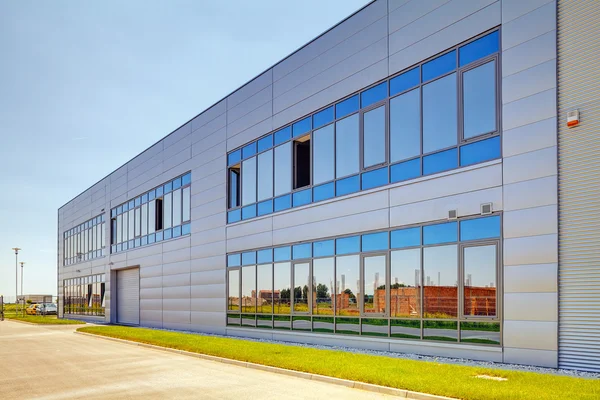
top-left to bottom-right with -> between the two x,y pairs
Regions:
226,118 -> 272,151
502,31 -> 556,77
226,101 -> 272,139
273,59 -> 388,130
190,171 -> 225,197
191,298 -> 225,313
162,273 -> 191,288
503,147 -> 557,185
389,2 -> 500,75
389,164 -> 502,206
505,263 -> 558,293
161,260 -> 191,276
227,231 -> 273,253
191,269 -> 224,285
163,147 -> 191,173
162,236 -> 191,253
140,288 -> 163,300
503,176 -> 558,211
191,311 -> 224,326
227,69 -> 272,110
192,113 -> 227,144
502,0 -> 553,23
190,256 -> 224,273
227,86 -> 272,126
162,287 -> 191,301
505,292 -> 558,322
272,190 -> 388,231
140,276 -> 162,289
504,234 -> 558,266
504,205 -> 558,239
191,198 -> 225,221
503,117 -> 557,158
163,135 -> 192,161
191,284 -> 224,299
389,0 -> 410,13
389,0 -> 496,55
227,217 -> 273,240
192,128 -> 226,158
163,122 -> 192,149
504,348 -> 558,368
273,0 -> 386,81
272,209 -> 389,246
140,299 -> 162,312
191,157 -> 225,181
162,310 -> 190,324
388,0 -> 450,35
191,214 -> 225,234
504,321 -> 558,350
138,264 -> 163,279
274,18 -> 387,99
502,60 -> 557,104
191,226 -> 226,247
274,38 -> 387,116
190,240 -> 226,260
502,1 -> 555,50
390,187 -> 502,227
191,185 -> 226,209
162,247 -> 191,265
162,299 -> 190,312
503,88 -> 557,131
191,99 -> 226,133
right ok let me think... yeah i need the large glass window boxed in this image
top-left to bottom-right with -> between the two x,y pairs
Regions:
241,265 -> 256,313
274,262 -> 291,315
463,60 -> 497,139
257,264 -> 273,314
274,143 -> 292,196
463,244 -> 497,317
390,89 -> 420,163
294,136 -> 311,189
293,262 -> 310,313
241,157 -> 257,206
228,269 -> 240,312
313,124 -> 334,185
172,189 -> 182,227
63,273 -> 105,316
336,255 -> 359,316
423,245 -> 458,319
257,150 -> 273,201
163,193 -> 172,229
313,258 -> 334,315
363,255 -> 386,314
335,114 -> 359,178
229,166 -> 241,208
363,106 -> 386,169
423,73 -> 457,153
390,249 -> 421,318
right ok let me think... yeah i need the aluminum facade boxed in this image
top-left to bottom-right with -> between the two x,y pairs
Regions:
56,0 -> 582,368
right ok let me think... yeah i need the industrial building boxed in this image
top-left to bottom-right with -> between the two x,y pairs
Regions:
58,0 -> 600,371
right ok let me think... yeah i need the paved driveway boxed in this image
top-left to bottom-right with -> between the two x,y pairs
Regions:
0,321 -> 396,399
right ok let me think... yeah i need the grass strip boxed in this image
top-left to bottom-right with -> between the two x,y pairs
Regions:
6,315 -> 85,325
78,325 -> 599,400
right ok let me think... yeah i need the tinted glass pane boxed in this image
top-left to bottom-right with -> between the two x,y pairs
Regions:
228,269 -> 240,311
391,319 -> 420,339
361,167 -> 388,190
336,95 -> 359,118
422,50 -> 456,82
464,61 -> 496,139
336,255 -> 360,317
172,178 -> 181,190
460,136 -> 500,167
313,124 -> 335,185
257,264 -> 273,314
335,114 -> 359,178
242,251 -> 256,266
313,106 -> 334,128
423,245 -> 458,319
336,175 -> 360,197
292,243 -> 311,259
241,265 -> 256,313
424,222 -> 457,245
274,126 -> 291,145
390,89 -> 420,163
182,223 -> 191,235
293,262 -> 310,313
257,200 -> 273,216
228,253 -> 241,267
274,143 -> 292,196
242,204 -> 256,220
391,227 -> 421,248
390,158 -> 421,183
292,188 -> 311,207
257,134 -> 273,152
274,246 -> 291,262
391,249 -> 421,318
390,67 -> 419,96
464,245 -> 497,317
460,216 -> 501,241
313,239 -> 335,257
361,82 -> 387,108
363,106 -> 386,168
228,149 -> 241,166
423,73 -> 457,153
292,117 -> 311,137
274,262 -> 290,315
313,258 -> 334,315
461,322 -> 500,345
228,209 -> 241,223
362,232 -> 389,252
241,157 -> 257,205
313,182 -> 335,202
273,194 -> 291,212
336,236 -> 360,255
364,255 -> 386,314
242,142 -> 256,159
257,249 -> 273,264
423,148 -> 457,175
257,150 -> 273,201
459,31 -> 499,67
424,320 -> 457,341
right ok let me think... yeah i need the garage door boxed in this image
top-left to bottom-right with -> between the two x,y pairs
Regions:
117,268 -> 140,325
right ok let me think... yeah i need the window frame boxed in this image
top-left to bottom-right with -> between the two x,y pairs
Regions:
361,252 -> 388,317
291,260 -> 312,315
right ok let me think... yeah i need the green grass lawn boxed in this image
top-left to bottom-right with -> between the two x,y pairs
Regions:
78,325 -> 600,400
7,315 -> 85,325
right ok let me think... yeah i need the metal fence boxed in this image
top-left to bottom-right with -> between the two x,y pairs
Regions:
0,296 -> 58,319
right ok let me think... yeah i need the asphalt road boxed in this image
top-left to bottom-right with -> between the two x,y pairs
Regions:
0,321 -> 396,399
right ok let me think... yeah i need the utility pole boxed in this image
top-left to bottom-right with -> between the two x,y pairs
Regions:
20,262 -> 25,304
11,248 -> 21,305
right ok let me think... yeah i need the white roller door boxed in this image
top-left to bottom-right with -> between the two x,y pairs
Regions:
117,268 -> 140,325
558,0 -> 600,372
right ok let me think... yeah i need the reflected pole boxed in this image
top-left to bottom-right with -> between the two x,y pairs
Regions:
11,248 -> 20,305
20,262 -> 25,302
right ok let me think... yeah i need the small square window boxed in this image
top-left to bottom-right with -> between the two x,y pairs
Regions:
242,251 -> 256,265
423,222 -> 457,245
460,216 -> 500,241
313,182 -> 335,202
228,254 -> 241,267
242,142 -> 257,159
274,126 -> 292,145
335,95 -> 359,118
292,188 -> 311,207
274,194 -> 291,212
390,159 -> 421,183
257,249 -> 273,264
362,232 -> 389,252
242,204 -> 256,220
257,200 -> 273,216
172,225 -> 182,238
336,236 -> 360,255
228,149 -> 242,166
336,175 -> 360,197
182,223 -> 191,235
163,182 -> 172,193
390,67 -> 420,96
361,82 -> 387,108
274,246 -> 291,262
313,106 -> 334,129
391,227 -> 421,249
313,240 -> 334,257
292,117 -> 311,137
361,167 -> 388,190
257,135 -> 273,153
181,172 -> 192,186
292,243 -> 311,259
172,177 -> 182,190
228,209 -> 241,223
422,50 -> 456,82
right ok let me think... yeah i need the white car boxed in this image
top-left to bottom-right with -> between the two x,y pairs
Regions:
36,303 -> 57,315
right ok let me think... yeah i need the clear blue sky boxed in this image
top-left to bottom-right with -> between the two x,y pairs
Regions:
0,0 -> 369,299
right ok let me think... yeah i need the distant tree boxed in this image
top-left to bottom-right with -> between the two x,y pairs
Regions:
280,288 -> 290,300
343,288 -> 356,299
294,286 -> 302,300
302,285 -> 309,300
379,283 -> 408,289
316,283 -> 329,300
26,300 -> 32,304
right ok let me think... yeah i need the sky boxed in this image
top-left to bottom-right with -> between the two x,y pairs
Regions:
0,0 -> 369,300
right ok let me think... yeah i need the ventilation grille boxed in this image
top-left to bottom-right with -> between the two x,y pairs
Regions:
481,203 -> 493,215
448,210 -> 457,220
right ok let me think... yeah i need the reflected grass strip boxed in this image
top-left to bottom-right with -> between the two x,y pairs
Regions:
77,325 -> 600,400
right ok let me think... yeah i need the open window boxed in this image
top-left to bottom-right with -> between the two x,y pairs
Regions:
294,135 -> 311,189
155,198 -> 164,231
228,165 -> 241,208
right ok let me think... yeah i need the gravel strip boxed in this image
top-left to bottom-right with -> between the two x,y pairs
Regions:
146,327 -> 600,379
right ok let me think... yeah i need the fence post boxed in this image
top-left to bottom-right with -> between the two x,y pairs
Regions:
1,295 -> 3,321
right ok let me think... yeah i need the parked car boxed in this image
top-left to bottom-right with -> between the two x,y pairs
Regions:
36,303 -> 57,315
25,304 -> 40,315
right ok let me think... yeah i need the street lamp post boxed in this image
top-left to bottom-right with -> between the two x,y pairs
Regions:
20,262 -> 25,303
11,248 -> 21,305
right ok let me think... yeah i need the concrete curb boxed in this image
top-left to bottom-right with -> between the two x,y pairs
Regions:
75,331 -> 456,400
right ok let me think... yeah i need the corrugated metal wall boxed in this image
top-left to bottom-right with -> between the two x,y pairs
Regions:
557,0 -> 600,372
